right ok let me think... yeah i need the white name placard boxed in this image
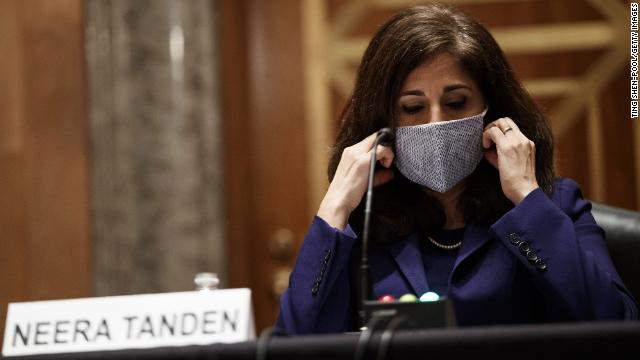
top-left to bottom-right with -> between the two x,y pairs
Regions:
2,288 -> 255,357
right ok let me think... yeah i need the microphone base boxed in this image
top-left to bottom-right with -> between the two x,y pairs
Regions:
361,299 -> 456,330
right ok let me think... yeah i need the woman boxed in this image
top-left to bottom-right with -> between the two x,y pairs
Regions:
276,4 -> 638,334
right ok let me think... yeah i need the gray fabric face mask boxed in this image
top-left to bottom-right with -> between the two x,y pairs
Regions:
394,109 -> 488,193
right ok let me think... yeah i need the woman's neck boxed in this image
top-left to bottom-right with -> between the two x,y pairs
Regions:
424,180 -> 466,229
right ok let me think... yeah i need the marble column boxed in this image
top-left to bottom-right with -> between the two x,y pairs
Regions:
85,0 -> 226,295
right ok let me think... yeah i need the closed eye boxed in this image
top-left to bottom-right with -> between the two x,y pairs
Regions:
445,99 -> 466,110
402,105 -> 424,114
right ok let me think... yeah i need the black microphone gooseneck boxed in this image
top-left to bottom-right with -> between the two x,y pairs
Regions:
359,127 -> 394,329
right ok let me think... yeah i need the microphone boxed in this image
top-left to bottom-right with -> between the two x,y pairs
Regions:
376,127 -> 395,147
357,128 -> 456,332
359,127 -> 394,329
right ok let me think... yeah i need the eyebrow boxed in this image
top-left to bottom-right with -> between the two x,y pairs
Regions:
399,83 -> 472,97
444,83 -> 471,92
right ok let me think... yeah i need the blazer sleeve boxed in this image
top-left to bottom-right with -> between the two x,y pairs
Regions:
489,177 -> 638,321
275,216 -> 358,334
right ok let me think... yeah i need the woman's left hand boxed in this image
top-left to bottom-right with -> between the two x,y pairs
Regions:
482,117 -> 539,204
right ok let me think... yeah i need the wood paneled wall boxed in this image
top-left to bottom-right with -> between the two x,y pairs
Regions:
0,0 -> 91,340
220,0 -> 310,331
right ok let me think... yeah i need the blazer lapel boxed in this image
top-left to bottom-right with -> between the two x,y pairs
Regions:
453,223 -> 492,272
388,232 -> 429,296
387,224 -> 492,296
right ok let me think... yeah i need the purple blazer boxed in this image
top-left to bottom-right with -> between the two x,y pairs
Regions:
276,178 -> 638,334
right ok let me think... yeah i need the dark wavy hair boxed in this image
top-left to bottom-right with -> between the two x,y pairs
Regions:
328,4 -> 555,241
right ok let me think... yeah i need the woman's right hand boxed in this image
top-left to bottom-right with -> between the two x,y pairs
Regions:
317,132 -> 395,230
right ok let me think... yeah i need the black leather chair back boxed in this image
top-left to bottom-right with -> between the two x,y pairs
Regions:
591,202 -> 640,303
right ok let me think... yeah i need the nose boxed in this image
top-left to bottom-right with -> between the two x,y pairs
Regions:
429,107 -> 446,124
